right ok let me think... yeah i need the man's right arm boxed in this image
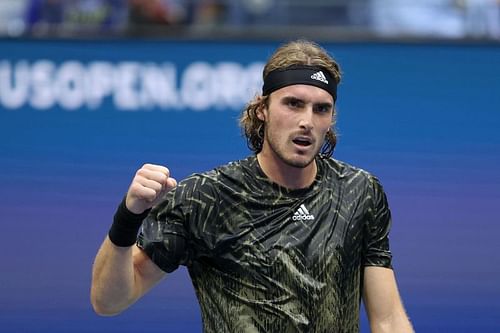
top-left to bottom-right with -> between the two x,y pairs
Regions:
90,238 -> 166,315
90,164 -> 177,315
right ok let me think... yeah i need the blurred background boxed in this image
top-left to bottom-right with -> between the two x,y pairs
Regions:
0,0 -> 499,40
0,1 -> 499,333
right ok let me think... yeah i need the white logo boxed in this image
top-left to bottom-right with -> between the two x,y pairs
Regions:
292,204 -> 315,221
310,71 -> 328,84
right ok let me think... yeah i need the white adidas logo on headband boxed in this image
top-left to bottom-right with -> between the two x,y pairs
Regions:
310,71 -> 329,84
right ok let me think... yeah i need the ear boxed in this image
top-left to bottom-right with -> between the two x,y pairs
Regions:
256,98 -> 267,121
330,110 -> 336,126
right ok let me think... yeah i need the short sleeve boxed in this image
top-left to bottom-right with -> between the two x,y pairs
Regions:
362,176 -> 393,269
136,174 -> 219,273
136,186 -> 190,273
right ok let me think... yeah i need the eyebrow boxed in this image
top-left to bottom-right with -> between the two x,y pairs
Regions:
281,96 -> 303,102
281,95 -> 332,104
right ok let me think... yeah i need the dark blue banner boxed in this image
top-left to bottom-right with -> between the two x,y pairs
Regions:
1,39 -> 499,332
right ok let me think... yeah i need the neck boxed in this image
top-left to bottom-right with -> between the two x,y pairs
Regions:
256,152 -> 317,190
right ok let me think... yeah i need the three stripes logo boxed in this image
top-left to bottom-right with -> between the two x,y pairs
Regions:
310,71 -> 329,84
292,204 -> 315,221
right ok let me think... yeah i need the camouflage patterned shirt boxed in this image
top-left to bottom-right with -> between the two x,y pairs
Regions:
138,155 -> 393,333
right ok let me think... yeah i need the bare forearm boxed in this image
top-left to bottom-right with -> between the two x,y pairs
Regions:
91,237 -> 138,315
364,267 -> 414,333
370,308 -> 414,333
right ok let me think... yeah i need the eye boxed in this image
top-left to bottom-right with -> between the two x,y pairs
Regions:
284,97 -> 304,109
314,103 -> 333,114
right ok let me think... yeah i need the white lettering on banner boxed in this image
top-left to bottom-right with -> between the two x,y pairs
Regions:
86,62 -> 113,109
0,60 -> 29,109
0,59 -> 264,112
30,60 -> 55,110
141,63 -> 178,109
56,61 -> 85,110
181,62 -> 213,111
114,62 -> 140,110
214,62 -> 245,108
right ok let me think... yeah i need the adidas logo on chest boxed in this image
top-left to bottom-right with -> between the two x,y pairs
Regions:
292,204 -> 315,221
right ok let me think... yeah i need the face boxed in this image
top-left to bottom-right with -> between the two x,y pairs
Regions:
258,84 -> 334,169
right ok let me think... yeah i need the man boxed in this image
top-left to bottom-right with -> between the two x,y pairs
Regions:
91,40 -> 414,332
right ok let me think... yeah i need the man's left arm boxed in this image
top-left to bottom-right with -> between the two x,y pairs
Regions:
363,266 -> 414,333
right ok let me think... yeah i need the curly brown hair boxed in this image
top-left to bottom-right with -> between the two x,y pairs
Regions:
240,40 -> 342,158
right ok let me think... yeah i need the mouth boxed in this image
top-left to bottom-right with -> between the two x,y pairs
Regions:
292,136 -> 313,147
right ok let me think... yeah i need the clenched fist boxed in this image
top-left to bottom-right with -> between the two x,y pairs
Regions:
125,164 -> 177,214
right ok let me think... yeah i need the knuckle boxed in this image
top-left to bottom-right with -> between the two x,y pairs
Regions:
151,182 -> 162,192
128,183 -> 140,195
159,173 -> 168,183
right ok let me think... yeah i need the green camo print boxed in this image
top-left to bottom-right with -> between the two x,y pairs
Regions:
138,155 -> 392,332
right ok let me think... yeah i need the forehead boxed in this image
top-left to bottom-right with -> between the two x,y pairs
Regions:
270,84 -> 334,104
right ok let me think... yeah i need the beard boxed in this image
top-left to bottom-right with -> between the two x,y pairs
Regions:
264,126 -> 323,169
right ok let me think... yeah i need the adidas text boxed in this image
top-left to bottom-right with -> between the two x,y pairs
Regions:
292,204 -> 315,221
292,215 -> 315,221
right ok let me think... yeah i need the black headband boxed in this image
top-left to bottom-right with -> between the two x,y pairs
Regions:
262,65 -> 337,102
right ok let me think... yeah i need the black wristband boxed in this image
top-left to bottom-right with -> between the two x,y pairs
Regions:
108,197 -> 151,247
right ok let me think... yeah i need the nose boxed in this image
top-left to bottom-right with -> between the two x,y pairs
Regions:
298,106 -> 314,131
